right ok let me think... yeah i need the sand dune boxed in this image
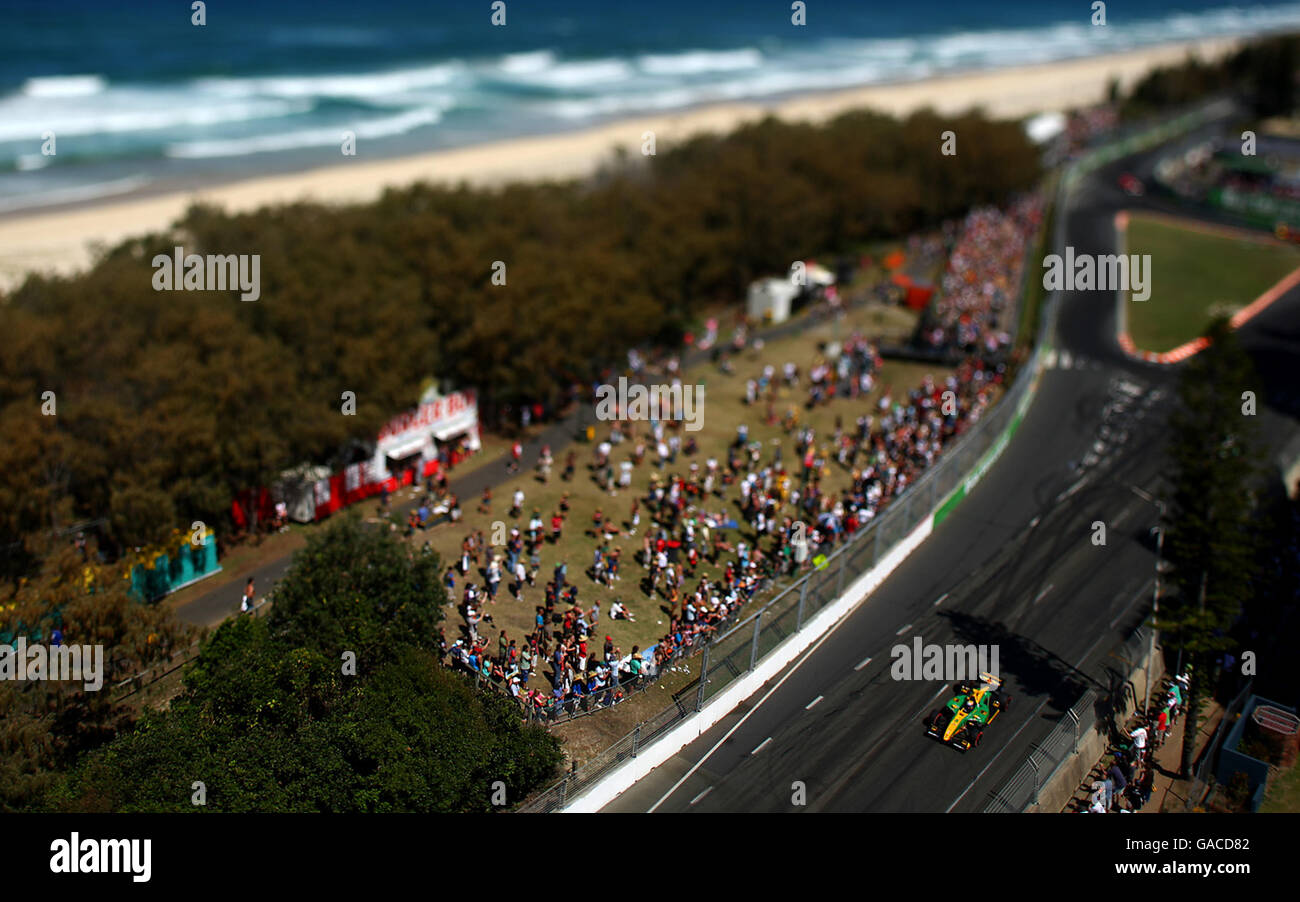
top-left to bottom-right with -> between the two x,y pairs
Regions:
0,37 -> 1240,293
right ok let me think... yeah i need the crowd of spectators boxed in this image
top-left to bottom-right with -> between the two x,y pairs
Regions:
919,196 -> 1043,355
438,344 -> 1004,721
1084,669 -> 1191,813
430,196 -> 1039,722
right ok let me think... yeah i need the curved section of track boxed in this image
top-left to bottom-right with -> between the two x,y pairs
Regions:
603,109 -> 1300,813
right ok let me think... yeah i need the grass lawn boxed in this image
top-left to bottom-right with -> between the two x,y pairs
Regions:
1260,754 -> 1300,813
1124,212 -> 1300,353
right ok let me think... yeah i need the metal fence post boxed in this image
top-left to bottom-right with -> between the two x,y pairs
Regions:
835,548 -> 847,596
795,576 -> 808,631
749,613 -> 762,671
631,724 -> 641,758
695,644 -> 710,712
1030,757 -> 1041,804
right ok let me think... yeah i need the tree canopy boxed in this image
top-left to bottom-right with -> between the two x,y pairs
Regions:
0,108 -> 1040,567
44,517 -> 561,812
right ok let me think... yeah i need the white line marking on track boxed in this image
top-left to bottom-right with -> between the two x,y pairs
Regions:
645,594 -> 860,812
1054,478 -> 1088,504
1033,584 -> 1054,605
932,593 -> 949,607
854,656 -> 872,671
689,786 -> 713,806
806,695 -> 824,710
895,623 -> 913,636
1109,579 -> 1153,630
751,737 -> 772,755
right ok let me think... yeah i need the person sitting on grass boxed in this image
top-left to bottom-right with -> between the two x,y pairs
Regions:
610,599 -> 636,622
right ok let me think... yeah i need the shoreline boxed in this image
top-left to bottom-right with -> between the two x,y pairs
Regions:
0,36 -> 1242,293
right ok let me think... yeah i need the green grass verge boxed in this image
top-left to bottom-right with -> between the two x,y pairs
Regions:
1260,754 -> 1300,813
1125,213 -> 1300,353
1016,171 -> 1060,351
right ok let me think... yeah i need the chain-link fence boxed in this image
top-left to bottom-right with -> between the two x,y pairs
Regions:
982,611 -> 1152,812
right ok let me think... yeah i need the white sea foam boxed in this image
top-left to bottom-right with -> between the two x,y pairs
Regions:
165,108 -> 442,158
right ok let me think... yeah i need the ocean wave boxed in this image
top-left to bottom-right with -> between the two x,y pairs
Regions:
490,56 -> 637,90
498,50 -> 558,75
164,108 -> 442,158
9,1 -> 1300,171
194,62 -> 466,101
20,74 -> 107,99
637,48 -> 763,76
0,91 -> 312,143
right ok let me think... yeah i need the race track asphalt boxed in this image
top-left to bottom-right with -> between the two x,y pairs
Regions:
602,111 -> 1300,813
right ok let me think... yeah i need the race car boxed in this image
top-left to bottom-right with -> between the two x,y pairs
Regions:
925,673 -> 1011,752
1118,173 -> 1145,196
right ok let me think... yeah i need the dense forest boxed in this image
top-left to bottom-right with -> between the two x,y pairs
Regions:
0,109 -> 1040,573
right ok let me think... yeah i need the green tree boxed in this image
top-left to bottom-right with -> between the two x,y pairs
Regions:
1159,319 -> 1263,775
46,520 -> 561,812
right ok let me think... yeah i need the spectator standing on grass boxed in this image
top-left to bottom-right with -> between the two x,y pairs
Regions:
241,577 -> 256,614
514,559 -> 527,596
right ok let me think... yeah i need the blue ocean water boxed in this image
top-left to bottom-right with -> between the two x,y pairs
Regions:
2,0 -> 1299,212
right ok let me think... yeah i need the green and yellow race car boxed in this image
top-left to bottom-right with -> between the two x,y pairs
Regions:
925,673 -> 1011,752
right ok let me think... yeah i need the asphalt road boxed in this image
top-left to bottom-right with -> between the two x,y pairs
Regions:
603,113 -> 1300,813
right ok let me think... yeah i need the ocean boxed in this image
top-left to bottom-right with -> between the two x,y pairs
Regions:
3,0 -> 1300,213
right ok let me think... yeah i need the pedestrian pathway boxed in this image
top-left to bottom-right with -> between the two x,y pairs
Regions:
1145,700 -> 1224,812
174,408 -> 590,628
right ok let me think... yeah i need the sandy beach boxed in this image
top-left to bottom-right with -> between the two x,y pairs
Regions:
0,37 -> 1240,293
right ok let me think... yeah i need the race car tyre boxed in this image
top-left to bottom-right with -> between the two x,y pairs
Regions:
972,730 -> 983,747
